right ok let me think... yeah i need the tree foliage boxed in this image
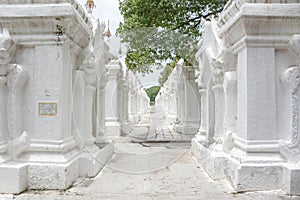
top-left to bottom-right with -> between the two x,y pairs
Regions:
158,60 -> 176,86
118,0 -> 228,75
146,86 -> 161,102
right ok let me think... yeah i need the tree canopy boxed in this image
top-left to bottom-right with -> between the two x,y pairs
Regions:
118,0 -> 228,75
145,86 -> 161,102
158,60 -> 176,86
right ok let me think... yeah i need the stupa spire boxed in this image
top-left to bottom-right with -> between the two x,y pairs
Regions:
85,0 -> 96,14
105,20 -> 112,38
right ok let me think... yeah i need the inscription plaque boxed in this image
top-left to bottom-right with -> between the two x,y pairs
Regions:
38,102 -> 57,116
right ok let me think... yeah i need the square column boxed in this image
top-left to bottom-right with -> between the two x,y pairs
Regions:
237,47 -> 276,141
95,75 -> 109,147
226,45 -> 281,191
118,73 -> 132,136
105,60 -> 121,137
181,66 -> 201,135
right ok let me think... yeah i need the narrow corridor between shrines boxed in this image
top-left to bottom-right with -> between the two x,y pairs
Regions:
9,107 -> 298,200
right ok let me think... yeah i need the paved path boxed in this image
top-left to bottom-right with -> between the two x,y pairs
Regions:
3,108 -> 300,199
127,106 -> 194,143
9,143 -> 299,200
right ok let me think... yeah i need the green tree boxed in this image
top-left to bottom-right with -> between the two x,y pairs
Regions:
158,60 -> 176,86
146,86 -> 161,102
118,0 -> 228,75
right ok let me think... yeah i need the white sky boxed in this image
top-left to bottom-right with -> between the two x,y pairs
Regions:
77,0 -> 161,88
78,0 -> 123,34
137,68 -> 163,88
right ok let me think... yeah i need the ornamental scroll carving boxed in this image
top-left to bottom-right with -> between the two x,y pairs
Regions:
195,42 -> 207,91
279,35 -> 300,163
0,27 -> 29,160
280,65 -> 300,163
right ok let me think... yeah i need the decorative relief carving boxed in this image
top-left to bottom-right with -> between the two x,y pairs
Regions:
81,55 -> 97,86
195,18 -> 237,150
99,71 -> 108,90
0,27 -> 29,160
289,35 -> 300,59
195,55 -> 207,91
210,63 -> 224,87
0,28 -> 15,66
280,65 -> 300,163
279,35 -> 300,163
7,64 -> 29,141
222,71 -> 237,154
211,37 -> 234,87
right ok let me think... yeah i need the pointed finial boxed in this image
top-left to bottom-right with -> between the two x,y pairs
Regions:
85,0 -> 96,14
118,46 -> 123,55
105,20 -> 112,38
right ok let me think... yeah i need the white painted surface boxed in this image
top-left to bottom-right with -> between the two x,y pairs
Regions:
0,1 -> 115,193
192,0 -> 300,195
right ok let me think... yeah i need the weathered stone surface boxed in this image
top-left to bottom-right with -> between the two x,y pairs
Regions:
0,0 -> 115,193
5,142 -> 299,199
191,0 -> 300,195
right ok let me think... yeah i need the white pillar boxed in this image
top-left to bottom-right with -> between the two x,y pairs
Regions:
0,76 -> 8,162
237,47 -> 276,141
222,71 -> 237,153
83,85 -> 97,145
119,76 -> 132,136
95,78 -> 108,146
105,60 -> 121,137
181,66 -> 200,135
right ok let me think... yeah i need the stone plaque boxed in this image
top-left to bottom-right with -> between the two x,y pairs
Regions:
38,102 -> 57,116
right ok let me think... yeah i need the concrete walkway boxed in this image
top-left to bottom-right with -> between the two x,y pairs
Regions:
2,108 -> 300,199
7,142 -> 299,200
127,106 -> 194,143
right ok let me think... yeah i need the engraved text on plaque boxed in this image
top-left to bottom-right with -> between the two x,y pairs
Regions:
38,102 -> 57,116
